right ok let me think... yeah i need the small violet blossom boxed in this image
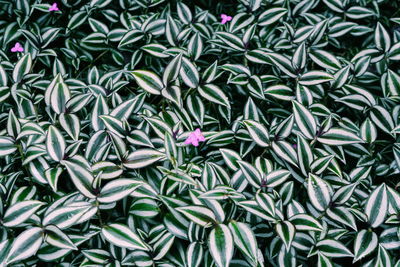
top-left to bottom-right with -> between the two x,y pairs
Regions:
184,128 -> 205,147
221,14 -> 232,24
49,3 -> 59,11
11,42 -> 23,52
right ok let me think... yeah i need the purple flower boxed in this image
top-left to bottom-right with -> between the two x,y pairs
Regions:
221,14 -> 232,24
11,42 -> 23,52
184,128 -> 206,147
49,3 -> 59,11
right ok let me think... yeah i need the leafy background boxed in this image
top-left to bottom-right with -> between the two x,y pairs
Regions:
0,0 -> 400,266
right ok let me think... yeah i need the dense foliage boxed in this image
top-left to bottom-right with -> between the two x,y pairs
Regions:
0,0 -> 400,266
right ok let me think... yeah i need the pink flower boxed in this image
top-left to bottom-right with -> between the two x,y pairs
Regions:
221,14 -> 232,24
49,3 -> 59,11
184,128 -> 205,147
11,42 -> 23,52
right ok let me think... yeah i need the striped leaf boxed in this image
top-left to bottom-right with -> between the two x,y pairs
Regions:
360,118 -> 377,143
219,148 -> 241,171
163,54 -> 182,85
299,71 -> 333,85
276,221 -> 295,251
124,149 -> 165,169
50,82 -> 71,114
180,57 -> 199,88
46,126 -> 66,162
3,200 -> 44,227
131,70 -> 163,95
12,53 -> 32,82
370,106 -> 394,134
63,160 -> 95,199
374,22 -> 390,52
43,203 -> 92,229
0,136 -> 17,157
307,174 -> 332,211
292,100 -> 317,139
317,128 -> 364,145
6,227 -> 43,264
258,8 -> 287,26
266,169 -> 290,188
353,229 -> 378,262
176,206 -> 216,227
228,221 -> 257,264
237,160 -> 262,188
98,179 -> 143,203
45,225 -> 77,250
364,184 -> 388,228
198,84 -> 230,108
215,32 -> 245,51
289,214 -> 323,231
208,224 -> 234,267
186,242 -> 203,267
243,120 -> 269,147
316,239 -> 354,258
102,223 -> 149,251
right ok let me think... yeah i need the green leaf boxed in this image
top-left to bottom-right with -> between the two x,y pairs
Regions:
364,184 -> 388,228
307,174 -> 332,211
243,119 -> 269,147
98,179 -> 143,203
102,223 -> 149,251
292,100 -> 317,139
6,227 -> 44,264
176,206 -> 216,227
13,53 -> 32,82
316,239 -> 354,258
258,7 -> 287,26
317,128 -> 364,145
63,159 -> 95,199
289,214 -> 323,231
131,70 -> 163,95
198,84 -> 230,108
123,149 -> 165,169
299,71 -> 333,85
353,229 -> 378,262
46,126 -> 66,162
3,200 -> 44,227
208,224 -> 234,267
276,221 -> 295,251
228,221 -> 258,264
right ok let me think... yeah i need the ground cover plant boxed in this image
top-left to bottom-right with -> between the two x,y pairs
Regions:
0,0 -> 400,266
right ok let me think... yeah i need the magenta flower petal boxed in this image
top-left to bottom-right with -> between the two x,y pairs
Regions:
49,3 -> 59,11
11,42 -> 23,52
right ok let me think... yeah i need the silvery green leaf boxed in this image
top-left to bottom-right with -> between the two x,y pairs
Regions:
317,128 -> 364,145
353,229 -> 378,262
46,126 -> 66,162
364,184 -> 388,228
13,53 -> 32,82
102,223 -> 149,251
6,227 -> 44,264
131,70 -> 163,95
208,224 -> 234,267
307,174 -> 332,212
3,200 -> 44,227
98,179 -> 143,203
124,149 -> 165,169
